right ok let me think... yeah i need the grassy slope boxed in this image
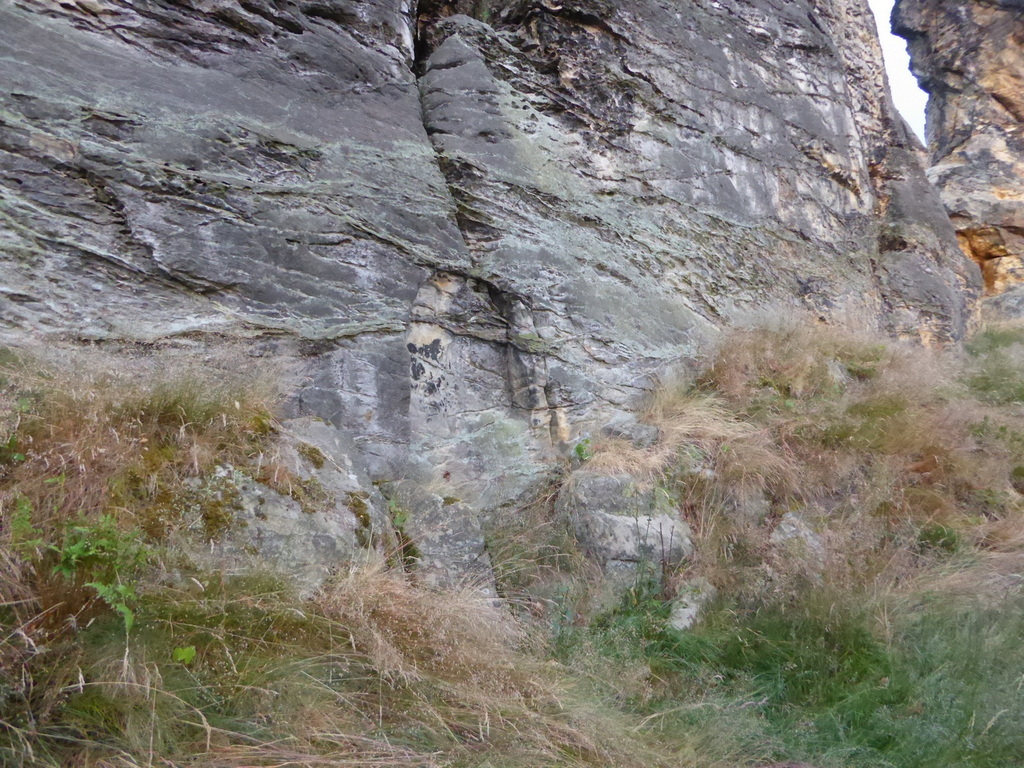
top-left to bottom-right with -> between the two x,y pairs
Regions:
4,324 -> 1024,767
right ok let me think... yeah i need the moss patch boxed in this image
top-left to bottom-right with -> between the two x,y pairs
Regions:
296,442 -> 327,469
288,476 -> 332,515
346,491 -> 373,548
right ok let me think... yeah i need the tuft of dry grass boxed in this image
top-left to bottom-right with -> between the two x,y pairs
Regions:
316,562 -> 531,686
0,345 -> 278,532
588,390 -> 793,496
579,319 -> 1024,605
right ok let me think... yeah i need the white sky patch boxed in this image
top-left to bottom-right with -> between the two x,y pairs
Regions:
867,0 -> 929,142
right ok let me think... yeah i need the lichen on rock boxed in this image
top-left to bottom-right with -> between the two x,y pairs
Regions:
0,0 -> 992,591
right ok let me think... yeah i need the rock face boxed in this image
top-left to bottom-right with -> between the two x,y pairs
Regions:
0,0 -> 980,582
195,417 -> 394,593
556,472 -> 693,571
895,0 -> 1024,314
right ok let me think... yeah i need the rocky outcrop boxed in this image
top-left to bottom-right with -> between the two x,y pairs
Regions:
556,472 -> 693,571
416,0 -> 978,353
194,417 -> 394,593
0,0 -> 980,584
895,0 -> 1024,314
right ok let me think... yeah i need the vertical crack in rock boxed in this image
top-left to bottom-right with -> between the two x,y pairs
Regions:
415,1 -> 492,71
409,5 -> 569,459
383,3 -> 576,589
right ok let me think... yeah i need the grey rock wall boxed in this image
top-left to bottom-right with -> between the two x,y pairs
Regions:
0,0 -> 979,583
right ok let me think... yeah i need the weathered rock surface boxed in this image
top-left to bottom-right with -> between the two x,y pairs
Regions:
384,480 -> 497,593
895,0 -> 1024,313
195,418 -> 393,592
198,466 -> 359,594
556,472 -> 693,570
668,578 -> 717,631
769,511 -> 826,567
417,1 -> 978,355
0,0 -> 980,583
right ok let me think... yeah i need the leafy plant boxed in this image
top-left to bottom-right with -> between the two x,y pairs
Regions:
50,513 -> 147,581
172,645 -> 197,665
0,434 -> 25,466
31,513 -> 151,633
574,438 -> 593,462
85,581 -> 137,632
9,494 -> 43,552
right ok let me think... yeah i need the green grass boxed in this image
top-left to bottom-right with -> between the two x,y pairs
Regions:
966,325 -> 1024,403
7,325 -> 1024,768
549,321 -> 1024,768
550,576 -> 1024,768
769,594 -> 1024,768
967,350 -> 1024,403
965,326 -> 1024,356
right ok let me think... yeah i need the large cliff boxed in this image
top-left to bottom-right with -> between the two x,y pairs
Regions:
895,0 -> 1024,314
0,0 -> 981,574
11,6 -> 1024,765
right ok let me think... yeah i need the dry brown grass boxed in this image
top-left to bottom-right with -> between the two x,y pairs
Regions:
313,564 -> 663,768
8,321 -> 1024,768
317,562 -> 531,686
0,344 -> 287,765
0,344 -> 281,615
701,320 -> 884,401
581,320 -> 1024,603
0,345 -> 279,533
4,561 -> 684,768
0,345 -> 681,768
588,390 -> 793,496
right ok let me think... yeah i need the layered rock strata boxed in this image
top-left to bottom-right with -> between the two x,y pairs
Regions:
0,0 -> 979,582
895,0 -> 1024,314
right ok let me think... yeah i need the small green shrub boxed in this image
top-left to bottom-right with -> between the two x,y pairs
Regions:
0,434 -> 25,467
50,513 -> 148,582
1012,465 -> 1024,494
917,523 -> 960,554
835,342 -> 887,380
574,438 -> 593,462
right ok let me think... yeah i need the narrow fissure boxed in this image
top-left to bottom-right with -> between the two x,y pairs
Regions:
409,1 -> 569,450
413,1 -> 493,76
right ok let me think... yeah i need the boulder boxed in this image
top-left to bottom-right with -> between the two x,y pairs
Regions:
668,578 -> 718,632
557,472 -> 693,571
193,418 -> 393,593
769,511 -> 826,568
